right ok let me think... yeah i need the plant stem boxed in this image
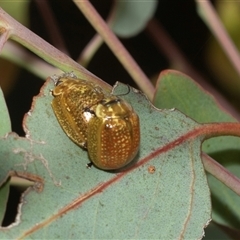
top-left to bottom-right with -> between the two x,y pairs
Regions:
201,122 -> 240,139
2,42 -> 59,79
196,0 -> 240,78
34,0 -> 69,54
202,152 -> 240,196
78,33 -> 103,67
0,7 -> 110,91
78,1 -> 117,67
146,18 -> 240,121
74,0 -> 155,100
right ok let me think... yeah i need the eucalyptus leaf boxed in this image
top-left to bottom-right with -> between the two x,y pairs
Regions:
0,78 -> 211,238
154,69 -> 240,230
111,0 -> 158,37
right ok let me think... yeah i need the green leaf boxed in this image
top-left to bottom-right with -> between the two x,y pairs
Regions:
204,222 -> 230,240
0,78 -> 211,238
0,87 -> 11,136
111,0 -> 158,37
154,69 -> 240,229
0,178 -> 10,225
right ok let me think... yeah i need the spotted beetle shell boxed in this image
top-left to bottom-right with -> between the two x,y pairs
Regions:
52,77 -> 105,148
51,76 -> 140,170
88,96 -> 140,170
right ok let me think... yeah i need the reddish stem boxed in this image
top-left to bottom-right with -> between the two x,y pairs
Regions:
202,153 -> 240,196
73,0 -> 155,100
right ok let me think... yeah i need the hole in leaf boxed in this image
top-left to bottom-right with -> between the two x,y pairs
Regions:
1,176 -> 34,227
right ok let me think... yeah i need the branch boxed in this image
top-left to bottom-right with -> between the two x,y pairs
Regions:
73,0 -> 155,100
0,7 -> 110,91
202,152 -> 240,196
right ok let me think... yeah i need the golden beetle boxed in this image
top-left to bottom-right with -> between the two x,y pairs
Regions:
51,75 -> 140,170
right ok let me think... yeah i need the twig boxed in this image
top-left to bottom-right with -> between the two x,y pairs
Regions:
74,0 -> 155,100
0,7 -> 110,91
34,0 -> 69,54
146,18 -> 240,121
202,152 -> 240,196
196,0 -> 240,78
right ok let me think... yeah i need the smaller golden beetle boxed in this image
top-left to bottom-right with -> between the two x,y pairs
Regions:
51,75 -> 140,170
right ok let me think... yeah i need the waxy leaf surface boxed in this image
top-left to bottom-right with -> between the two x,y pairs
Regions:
0,78 -> 211,239
154,69 -> 240,230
